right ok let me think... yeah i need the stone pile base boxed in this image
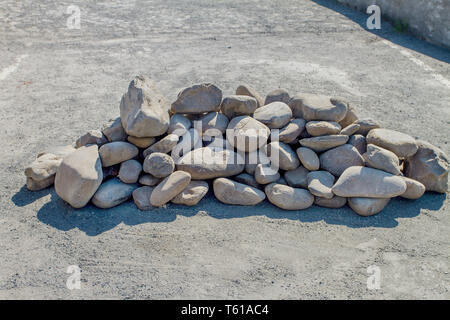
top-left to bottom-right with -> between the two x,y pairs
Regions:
25,76 -> 449,217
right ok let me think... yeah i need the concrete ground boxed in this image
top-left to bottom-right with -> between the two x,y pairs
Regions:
0,0 -> 449,299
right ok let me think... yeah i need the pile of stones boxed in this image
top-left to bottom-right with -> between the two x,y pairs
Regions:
24,75 -> 449,216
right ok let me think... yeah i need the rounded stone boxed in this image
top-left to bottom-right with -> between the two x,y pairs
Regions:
253,102 -> 292,129
138,174 -> 160,186
354,119 -> 380,136
234,173 -> 262,189
254,164 -> 280,185
340,123 -> 360,136
150,171 -> 191,207
265,183 -> 314,210
171,180 -> 209,206
284,166 -> 310,188
171,83 -> 222,114
195,112 -> 229,138
332,166 -> 407,198
226,116 -> 270,152
366,128 -> 418,158
143,152 -> 175,178
168,114 -> 191,136
348,197 -> 390,217
278,118 -> 306,143
265,142 -> 300,171
363,144 -> 401,175
297,94 -> 348,122
92,178 -> 138,209
132,186 -> 154,210
314,196 -> 347,208
221,95 -> 258,118
127,136 -> 156,148
400,177 -> 426,200
306,121 -> 341,136
236,84 -> 264,107
299,135 -> 349,152
264,89 -> 290,105
307,171 -> 335,199
143,134 -> 179,156
319,144 -> 365,176
118,159 -> 142,183
213,178 -> 265,205
348,134 -> 367,155
296,147 -> 320,171
99,142 -> 139,167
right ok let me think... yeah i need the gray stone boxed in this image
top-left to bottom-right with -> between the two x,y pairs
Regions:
255,164 -> 280,185
348,197 -> 390,217
296,147 -> 320,171
26,176 -> 55,191
132,186 -> 154,210
314,195 -> 347,208
92,178 -> 138,209
127,136 -> 156,148
118,159 -> 142,183
171,128 -> 202,159
278,118 -> 306,143
143,152 -> 175,178
25,153 -> 62,182
354,118 -> 380,135
319,144 -> 365,176
102,117 -> 127,142
363,144 -> 401,175
234,173 -> 262,189
253,102 -> 292,129
366,128 -> 418,158
244,150 -> 270,175
120,75 -> 170,137
150,171 -> 191,207
195,112 -> 229,138
177,147 -> 244,179
348,134 -> 367,155
139,174 -> 161,186
340,123 -> 360,136
226,116 -> 270,152
221,95 -> 258,118
76,130 -> 107,148
306,121 -> 341,136
171,83 -> 222,114
338,105 -> 359,128
400,177 -> 426,199
143,134 -> 179,157
171,180 -> 209,206
265,183 -> 314,210
404,140 -> 449,193
168,114 -> 191,136
236,84 -> 264,108
332,166 -> 407,198
265,141 -> 299,171
307,171 -> 335,199
299,135 -> 349,152
264,89 -> 290,105
298,94 -> 348,122
54,145 -> 103,208
284,166 -> 310,188
99,142 -> 139,167
213,177 -> 265,205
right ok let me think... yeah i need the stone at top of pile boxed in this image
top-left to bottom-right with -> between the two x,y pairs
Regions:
24,75 -> 449,218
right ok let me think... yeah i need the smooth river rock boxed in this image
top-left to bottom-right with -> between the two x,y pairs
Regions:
363,144 -> 401,175
143,152 -> 175,178
366,128 -> 418,158
226,116 -> 270,152
400,177 -> 426,200
171,83 -> 222,114
299,135 -> 348,152
92,178 -> 138,209
296,147 -> 320,171
307,171 -> 335,199
306,121 -> 341,136
348,197 -> 390,217
319,144 -> 365,176
171,180 -> 209,206
150,171 -> 191,207
118,159 -> 142,183
236,84 -> 264,108
132,186 -> 154,210
213,178 -> 265,205
221,95 -> 258,119
265,183 -> 314,210
253,102 -> 292,129
99,142 -> 139,167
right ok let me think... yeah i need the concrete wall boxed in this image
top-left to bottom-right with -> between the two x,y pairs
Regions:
336,0 -> 450,49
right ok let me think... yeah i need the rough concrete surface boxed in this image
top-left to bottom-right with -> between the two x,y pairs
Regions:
0,0 -> 449,299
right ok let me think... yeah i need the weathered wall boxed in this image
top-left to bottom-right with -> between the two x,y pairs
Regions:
336,0 -> 450,48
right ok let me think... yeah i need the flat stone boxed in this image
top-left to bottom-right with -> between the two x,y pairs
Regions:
319,144 -> 365,176
284,166 -> 310,188
138,174 -> 160,186
332,166 -> 407,198
143,152 -> 175,178
213,177 -> 265,205
348,134 -> 367,155
171,83 -> 222,114
307,171 -> 335,199
253,102 -> 292,129
306,121 -> 341,136
76,130 -> 108,148
168,114 -> 191,136
297,94 -> 348,122
226,116 -> 270,152
296,147 -> 320,171
54,145 -> 103,208
265,141 -> 299,171
340,123 -> 360,136
404,140 -> 449,193
150,171 -> 191,207
354,118 -> 380,135
127,136 -> 156,148
236,84 -> 264,108
348,197 -> 390,217
265,183 -> 314,210
299,135 -> 349,152
118,159 -> 142,183
338,105 -> 359,128
366,128 -> 418,158
234,173 -> 262,189
176,147 -> 244,179
255,164 -> 280,184
102,117 -> 127,142
277,118 -> 306,143
314,195 -> 347,208
264,89 -> 290,105
92,178 -> 138,209
221,95 -> 258,118
120,75 -> 170,137
400,177 -> 426,199
99,142 -> 139,167
143,133 -> 179,157
25,153 -> 62,182
132,186 -> 154,210
363,144 -> 401,175
171,180 -> 209,206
